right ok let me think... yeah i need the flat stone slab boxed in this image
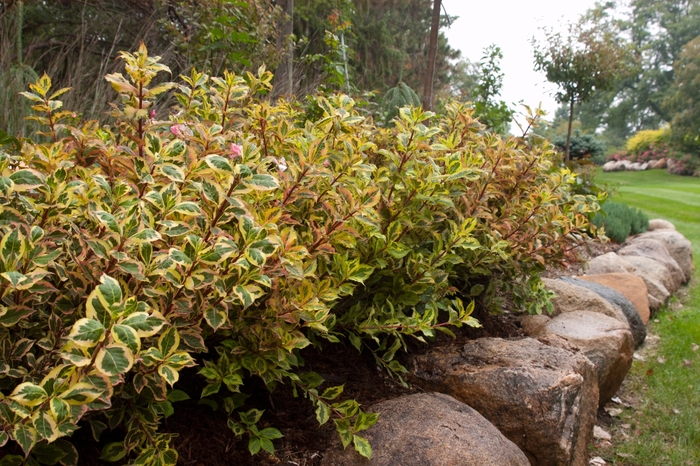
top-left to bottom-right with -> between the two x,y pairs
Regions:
321,392 -> 531,466
410,338 -> 597,466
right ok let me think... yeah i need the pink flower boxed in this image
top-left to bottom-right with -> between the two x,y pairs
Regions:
170,123 -> 192,137
323,159 -> 330,168
230,143 -> 243,159
149,109 -> 156,119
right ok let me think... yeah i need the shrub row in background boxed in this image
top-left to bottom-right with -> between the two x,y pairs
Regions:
591,201 -> 649,244
605,127 -> 700,175
0,45 -> 600,465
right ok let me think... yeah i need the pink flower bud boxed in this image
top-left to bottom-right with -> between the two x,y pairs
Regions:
149,109 -> 156,119
170,123 -> 192,137
323,160 -> 330,168
230,143 -> 243,159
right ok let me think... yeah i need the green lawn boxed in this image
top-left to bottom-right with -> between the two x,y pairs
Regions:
598,169 -> 700,252
594,169 -> 700,465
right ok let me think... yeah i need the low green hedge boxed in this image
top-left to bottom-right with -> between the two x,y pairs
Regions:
591,201 -> 649,243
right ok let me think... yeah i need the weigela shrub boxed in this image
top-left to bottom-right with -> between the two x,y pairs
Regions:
0,45 -> 600,465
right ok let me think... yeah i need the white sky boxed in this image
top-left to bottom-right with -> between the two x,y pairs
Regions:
442,0 -> 599,126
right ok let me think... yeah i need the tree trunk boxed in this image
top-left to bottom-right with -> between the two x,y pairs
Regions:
565,96 -> 575,162
273,0 -> 294,98
422,0 -> 441,111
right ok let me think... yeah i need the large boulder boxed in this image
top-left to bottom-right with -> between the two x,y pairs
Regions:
573,273 -> 650,327
585,252 -> 627,275
321,392 -> 531,466
523,311 -> 634,406
542,278 -> 629,325
560,277 -> 646,346
647,219 -> 675,231
410,338 -> 598,466
620,256 -> 675,294
618,238 -> 685,291
602,161 -> 621,172
620,254 -> 674,303
637,230 -> 693,281
586,252 -> 669,310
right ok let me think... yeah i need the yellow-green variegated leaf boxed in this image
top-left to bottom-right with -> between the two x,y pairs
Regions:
158,327 -> 180,357
0,229 -> 24,264
12,423 -> 37,456
204,307 -> 227,331
112,324 -> 140,354
50,398 -> 70,423
171,202 -> 201,216
9,169 -> 43,192
159,164 -> 185,182
95,344 -> 134,376
204,155 -> 233,173
10,382 -> 48,407
94,210 -> 121,235
66,318 -> 105,348
32,409 -> 58,442
96,274 -> 123,307
129,229 -> 162,243
59,343 -> 91,367
165,351 -> 195,369
104,73 -> 137,94
120,311 -> 165,337
243,174 -> 279,191
86,274 -> 123,326
157,364 -> 179,386
59,382 -> 103,405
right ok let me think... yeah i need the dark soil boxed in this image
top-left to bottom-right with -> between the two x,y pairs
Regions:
53,307 -> 524,466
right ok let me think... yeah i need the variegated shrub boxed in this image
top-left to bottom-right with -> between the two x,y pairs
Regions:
0,44 -> 600,465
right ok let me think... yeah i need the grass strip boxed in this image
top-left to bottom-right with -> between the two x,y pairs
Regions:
594,169 -> 700,465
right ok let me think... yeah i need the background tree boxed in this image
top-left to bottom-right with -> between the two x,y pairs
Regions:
665,34 -> 700,153
422,0 -> 441,110
573,0 -> 700,150
472,45 -> 514,134
533,11 -> 629,160
273,0 -> 294,97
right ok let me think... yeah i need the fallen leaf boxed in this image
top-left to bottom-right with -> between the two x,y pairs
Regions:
673,408 -> 681,414
634,353 -> 646,361
610,396 -> 623,404
646,368 -> 654,376
692,343 -> 698,351
683,359 -> 693,367
617,452 -> 632,458
657,356 -> 666,364
594,425 -> 612,441
621,423 -> 631,429
589,456 -> 607,465
605,407 -> 623,417
654,319 -> 660,323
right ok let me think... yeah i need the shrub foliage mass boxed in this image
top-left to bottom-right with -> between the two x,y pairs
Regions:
0,45 -> 598,465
